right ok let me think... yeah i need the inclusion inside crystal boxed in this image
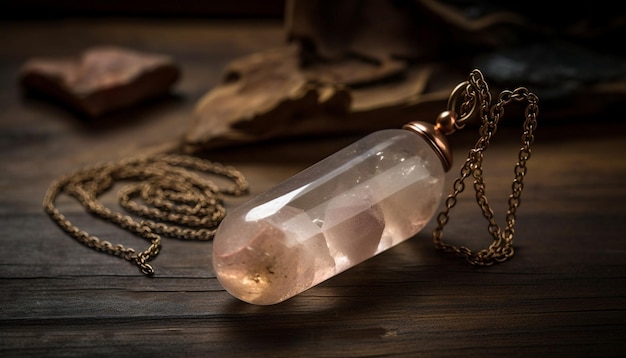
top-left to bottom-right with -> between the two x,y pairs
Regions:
213,129 -> 445,305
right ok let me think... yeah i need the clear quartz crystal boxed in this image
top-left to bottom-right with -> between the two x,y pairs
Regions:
213,129 -> 445,305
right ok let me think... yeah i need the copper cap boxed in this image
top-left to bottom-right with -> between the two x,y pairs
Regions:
402,121 -> 452,172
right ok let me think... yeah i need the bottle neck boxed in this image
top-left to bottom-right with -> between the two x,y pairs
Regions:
402,121 -> 452,172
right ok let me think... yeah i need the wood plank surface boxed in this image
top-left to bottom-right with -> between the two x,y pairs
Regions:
1,19 -> 625,357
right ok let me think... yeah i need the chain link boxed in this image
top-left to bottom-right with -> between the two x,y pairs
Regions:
43,154 -> 248,275
433,69 -> 539,266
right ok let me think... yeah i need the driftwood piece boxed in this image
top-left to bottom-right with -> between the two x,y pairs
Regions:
183,44 -> 458,152
185,45 -> 350,150
19,46 -> 181,118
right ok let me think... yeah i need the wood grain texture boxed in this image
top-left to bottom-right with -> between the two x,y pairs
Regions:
1,19 -> 625,358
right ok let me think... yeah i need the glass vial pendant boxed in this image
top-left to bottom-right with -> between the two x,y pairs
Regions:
213,120 -> 453,305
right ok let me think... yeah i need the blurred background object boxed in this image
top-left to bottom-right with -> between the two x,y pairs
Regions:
19,46 -> 181,118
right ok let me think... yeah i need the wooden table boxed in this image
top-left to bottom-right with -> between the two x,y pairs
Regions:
1,19 -> 625,357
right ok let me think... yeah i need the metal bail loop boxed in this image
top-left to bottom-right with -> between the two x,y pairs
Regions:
447,80 -> 478,129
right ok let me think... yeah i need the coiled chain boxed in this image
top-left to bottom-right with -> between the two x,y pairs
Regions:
43,154 -> 248,275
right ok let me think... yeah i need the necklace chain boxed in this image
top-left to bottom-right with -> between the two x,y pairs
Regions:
433,69 -> 539,265
43,154 -> 248,275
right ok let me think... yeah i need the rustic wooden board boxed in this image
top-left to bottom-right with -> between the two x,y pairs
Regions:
1,19 -> 625,357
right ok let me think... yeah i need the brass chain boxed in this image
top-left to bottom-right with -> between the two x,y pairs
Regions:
42,154 -> 248,275
433,69 -> 539,265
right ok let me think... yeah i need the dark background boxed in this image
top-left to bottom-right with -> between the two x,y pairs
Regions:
4,1 -> 287,19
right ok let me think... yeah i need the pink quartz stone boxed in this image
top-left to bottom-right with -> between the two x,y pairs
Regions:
213,129 -> 446,305
213,206 -> 334,305
322,193 -> 385,271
